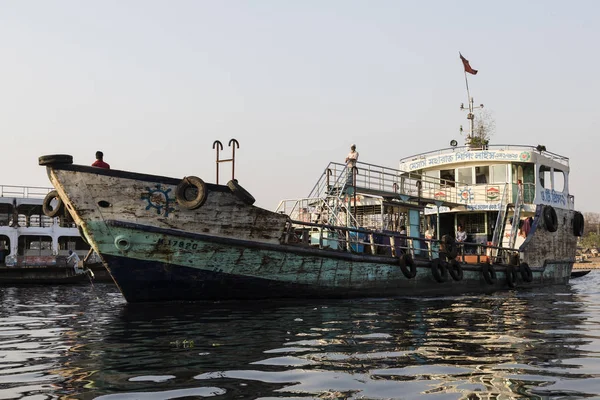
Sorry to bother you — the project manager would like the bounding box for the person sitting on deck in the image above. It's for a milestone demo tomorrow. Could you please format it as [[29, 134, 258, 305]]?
[[66, 250, 83, 274], [92, 151, 110, 169]]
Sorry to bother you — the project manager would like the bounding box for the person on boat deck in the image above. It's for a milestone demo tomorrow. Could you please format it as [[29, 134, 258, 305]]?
[[345, 144, 358, 186], [66, 250, 83, 274], [515, 220, 527, 249], [92, 151, 110, 169], [456, 224, 467, 254], [424, 226, 435, 253], [399, 225, 408, 254]]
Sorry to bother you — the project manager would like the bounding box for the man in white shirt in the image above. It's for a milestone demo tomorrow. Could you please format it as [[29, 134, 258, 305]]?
[[345, 144, 359, 186], [66, 250, 83, 274]]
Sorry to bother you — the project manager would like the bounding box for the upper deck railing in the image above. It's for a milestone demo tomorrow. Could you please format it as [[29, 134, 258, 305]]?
[[399, 144, 570, 168], [0, 185, 53, 199]]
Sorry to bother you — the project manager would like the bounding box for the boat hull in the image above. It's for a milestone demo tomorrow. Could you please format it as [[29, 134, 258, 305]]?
[[99, 221, 571, 302]]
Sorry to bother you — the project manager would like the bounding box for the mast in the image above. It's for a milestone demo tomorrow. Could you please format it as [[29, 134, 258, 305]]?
[[458, 53, 483, 145]]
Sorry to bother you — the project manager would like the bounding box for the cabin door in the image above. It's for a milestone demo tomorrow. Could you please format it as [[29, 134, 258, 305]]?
[[0, 235, 9, 264], [512, 163, 535, 203], [408, 209, 421, 255]]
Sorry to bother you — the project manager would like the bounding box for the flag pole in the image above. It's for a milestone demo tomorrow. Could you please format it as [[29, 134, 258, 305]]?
[[464, 70, 474, 137]]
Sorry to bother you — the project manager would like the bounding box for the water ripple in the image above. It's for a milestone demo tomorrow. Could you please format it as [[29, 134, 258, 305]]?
[[0, 272, 599, 398]]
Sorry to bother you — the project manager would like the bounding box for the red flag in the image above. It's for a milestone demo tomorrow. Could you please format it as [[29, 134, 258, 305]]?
[[460, 53, 478, 75]]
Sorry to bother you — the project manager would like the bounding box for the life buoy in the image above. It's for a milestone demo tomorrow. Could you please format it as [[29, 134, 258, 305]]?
[[431, 258, 448, 283], [520, 262, 533, 282], [481, 263, 497, 285], [176, 176, 207, 210], [42, 190, 64, 218], [227, 179, 256, 205], [505, 265, 518, 288], [573, 212, 585, 237], [543, 205, 558, 232], [38, 154, 73, 166], [441, 235, 458, 259], [448, 259, 463, 281], [398, 253, 417, 279]]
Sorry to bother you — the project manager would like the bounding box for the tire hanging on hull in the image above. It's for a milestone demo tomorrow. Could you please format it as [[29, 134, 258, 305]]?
[[543, 205, 558, 233], [398, 253, 417, 279], [481, 263, 497, 285], [42, 190, 64, 218], [431, 258, 448, 283]]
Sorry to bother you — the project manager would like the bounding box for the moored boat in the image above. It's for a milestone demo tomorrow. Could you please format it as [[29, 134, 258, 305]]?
[[38, 136, 581, 302], [0, 185, 111, 284]]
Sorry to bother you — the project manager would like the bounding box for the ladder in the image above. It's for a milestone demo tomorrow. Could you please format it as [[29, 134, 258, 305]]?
[[507, 183, 524, 249], [491, 183, 509, 247]]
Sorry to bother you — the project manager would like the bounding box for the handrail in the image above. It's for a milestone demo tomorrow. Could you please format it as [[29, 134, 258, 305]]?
[[0, 185, 53, 199], [284, 218, 522, 263]]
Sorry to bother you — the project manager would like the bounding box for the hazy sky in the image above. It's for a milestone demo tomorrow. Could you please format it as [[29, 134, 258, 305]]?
[[1, 1, 598, 211]]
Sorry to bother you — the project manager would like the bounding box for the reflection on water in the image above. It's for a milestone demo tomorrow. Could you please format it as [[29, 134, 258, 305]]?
[[1, 273, 599, 399]]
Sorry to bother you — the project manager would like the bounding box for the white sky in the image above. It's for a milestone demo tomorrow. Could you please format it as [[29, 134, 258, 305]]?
[[1, 1, 598, 211]]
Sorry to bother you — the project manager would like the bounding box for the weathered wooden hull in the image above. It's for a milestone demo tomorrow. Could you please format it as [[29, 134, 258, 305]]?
[[99, 222, 572, 302], [40, 159, 577, 303]]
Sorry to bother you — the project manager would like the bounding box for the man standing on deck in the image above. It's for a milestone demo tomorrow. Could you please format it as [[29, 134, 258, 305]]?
[[92, 151, 110, 169], [345, 144, 358, 187]]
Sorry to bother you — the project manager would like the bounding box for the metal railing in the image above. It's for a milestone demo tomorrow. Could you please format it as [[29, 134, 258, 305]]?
[[0, 185, 53, 199], [283, 218, 522, 263]]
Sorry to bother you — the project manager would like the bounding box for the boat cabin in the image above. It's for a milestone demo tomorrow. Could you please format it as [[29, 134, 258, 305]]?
[[0, 185, 97, 267], [276, 144, 573, 264]]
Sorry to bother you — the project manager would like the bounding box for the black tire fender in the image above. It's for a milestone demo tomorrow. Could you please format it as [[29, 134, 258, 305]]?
[[481, 263, 497, 285], [38, 154, 73, 166], [42, 190, 64, 218], [520, 262, 533, 282], [227, 179, 256, 205], [176, 176, 208, 210], [543, 205, 558, 233], [573, 212, 585, 237], [506, 265, 518, 288], [431, 258, 448, 283], [398, 253, 417, 279], [448, 259, 463, 281]]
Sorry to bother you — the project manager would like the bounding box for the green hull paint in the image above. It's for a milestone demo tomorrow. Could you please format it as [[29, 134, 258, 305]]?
[[88, 221, 571, 295]]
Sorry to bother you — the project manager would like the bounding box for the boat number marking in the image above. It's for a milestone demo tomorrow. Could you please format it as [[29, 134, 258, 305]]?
[[157, 238, 198, 250]]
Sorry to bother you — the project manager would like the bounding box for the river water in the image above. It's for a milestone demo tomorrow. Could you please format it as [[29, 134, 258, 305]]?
[[1, 272, 599, 399]]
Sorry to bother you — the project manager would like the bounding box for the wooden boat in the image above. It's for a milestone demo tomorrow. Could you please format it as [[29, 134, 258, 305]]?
[[0, 185, 112, 284], [570, 269, 591, 278], [0, 266, 93, 284], [37, 140, 581, 302]]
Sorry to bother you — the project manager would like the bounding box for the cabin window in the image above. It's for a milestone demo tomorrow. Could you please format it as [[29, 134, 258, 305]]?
[[539, 165, 552, 189], [475, 166, 489, 183], [457, 167, 473, 185], [459, 213, 486, 235], [491, 165, 507, 183], [18, 235, 53, 256], [554, 169, 565, 192], [440, 169, 455, 187], [58, 236, 90, 254]]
